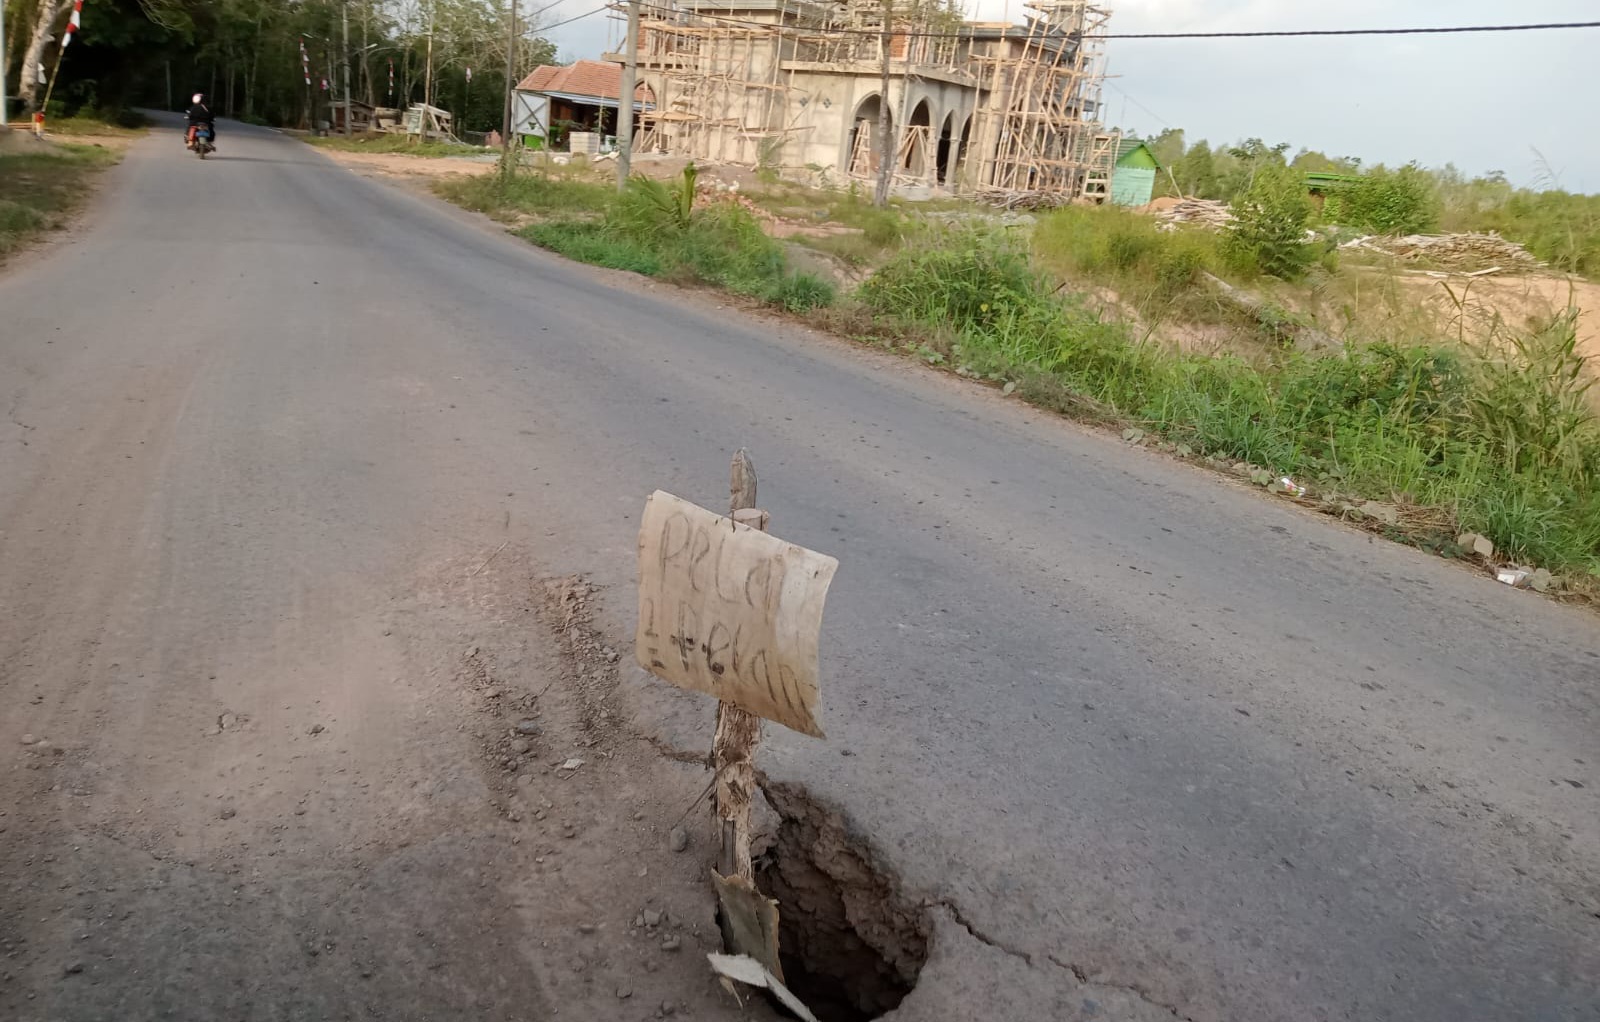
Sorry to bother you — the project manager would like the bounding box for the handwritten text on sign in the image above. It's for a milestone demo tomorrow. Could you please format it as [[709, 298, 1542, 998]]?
[[635, 491, 837, 738]]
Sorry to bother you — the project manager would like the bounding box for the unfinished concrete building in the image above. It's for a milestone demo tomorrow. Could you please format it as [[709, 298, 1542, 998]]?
[[606, 0, 1116, 201]]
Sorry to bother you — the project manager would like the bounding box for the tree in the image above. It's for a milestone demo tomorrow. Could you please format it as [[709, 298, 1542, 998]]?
[[1220, 137, 1291, 198], [1226, 162, 1315, 280], [1148, 127, 1185, 170], [17, 0, 79, 112], [1330, 163, 1440, 236], [2, 0, 555, 129], [1176, 140, 1218, 199], [1291, 148, 1360, 175]]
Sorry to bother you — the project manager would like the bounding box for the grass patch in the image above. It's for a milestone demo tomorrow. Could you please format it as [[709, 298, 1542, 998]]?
[[1032, 205, 1236, 324], [306, 133, 481, 157], [435, 171, 613, 217], [520, 221, 663, 275], [0, 141, 120, 259], [46, 109, 150, 135], [859, 229, 1600, 580], [515, 165, 835, 312]]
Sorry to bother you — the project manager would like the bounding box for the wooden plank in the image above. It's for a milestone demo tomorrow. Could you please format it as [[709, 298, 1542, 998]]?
[[712, 872, 783, 979]]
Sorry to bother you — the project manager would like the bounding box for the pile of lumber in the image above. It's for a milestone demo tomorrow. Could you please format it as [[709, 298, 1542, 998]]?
[[975, 189, 1072, 212], [1340, 232, 1541, 271], [1156, 198, 1233, 230]]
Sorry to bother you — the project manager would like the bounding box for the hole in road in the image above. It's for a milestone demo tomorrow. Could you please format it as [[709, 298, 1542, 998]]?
[[750, 782, 929, 1021]]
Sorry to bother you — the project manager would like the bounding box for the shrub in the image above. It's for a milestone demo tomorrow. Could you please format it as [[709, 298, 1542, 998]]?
[[859, 229, 1043, 331], [1226, 164, 1314, 279], [513, 163, 833, 313], [1328, 164, 1440, 235], [767, 272, 836, 312]]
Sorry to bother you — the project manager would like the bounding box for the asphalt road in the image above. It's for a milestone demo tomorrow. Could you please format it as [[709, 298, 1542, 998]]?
[[2, 119, 1597, 1021]]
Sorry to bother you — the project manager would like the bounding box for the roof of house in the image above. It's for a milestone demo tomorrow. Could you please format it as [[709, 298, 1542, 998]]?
[[515, 60, 651, 102], [1114, 138, 1159, 168]]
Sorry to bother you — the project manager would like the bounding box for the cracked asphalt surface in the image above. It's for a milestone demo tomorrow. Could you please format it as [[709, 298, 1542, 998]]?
[[3, 119, 1598, 1021]]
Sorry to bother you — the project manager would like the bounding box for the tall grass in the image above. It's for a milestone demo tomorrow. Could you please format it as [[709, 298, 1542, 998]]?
[[860, 229, 1600, 576], [1034, 206, 1223, 294]]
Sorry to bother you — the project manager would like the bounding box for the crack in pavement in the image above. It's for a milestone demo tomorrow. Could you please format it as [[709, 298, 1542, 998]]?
[[931, 899, 1034, 965], [933, 898, 1198, 1022], [1043, 951, 1196, 1021], [7, 395, 35, 444]]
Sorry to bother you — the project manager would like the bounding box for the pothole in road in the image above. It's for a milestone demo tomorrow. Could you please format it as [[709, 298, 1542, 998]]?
[[752, 781, 929, 1021]]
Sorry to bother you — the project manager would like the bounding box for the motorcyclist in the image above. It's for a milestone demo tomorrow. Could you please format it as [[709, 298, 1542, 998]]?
[[185, 93, 216, 149]]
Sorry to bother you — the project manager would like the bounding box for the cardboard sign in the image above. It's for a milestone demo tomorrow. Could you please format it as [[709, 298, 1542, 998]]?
[[635, 491, 836, 737]]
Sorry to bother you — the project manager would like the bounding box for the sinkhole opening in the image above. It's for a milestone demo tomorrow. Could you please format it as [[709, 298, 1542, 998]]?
[[745, 782, 930, 1022]]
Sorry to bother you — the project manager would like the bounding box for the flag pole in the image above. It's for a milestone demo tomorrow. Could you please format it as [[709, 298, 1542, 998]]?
[[37, 0, 83, 135]]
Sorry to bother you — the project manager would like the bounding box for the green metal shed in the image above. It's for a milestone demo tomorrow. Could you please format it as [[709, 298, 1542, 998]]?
[[1110, 139, 1160, 207]]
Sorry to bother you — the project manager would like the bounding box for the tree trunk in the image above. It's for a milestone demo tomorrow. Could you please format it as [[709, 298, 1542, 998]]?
[[19, 0, 76, 112]]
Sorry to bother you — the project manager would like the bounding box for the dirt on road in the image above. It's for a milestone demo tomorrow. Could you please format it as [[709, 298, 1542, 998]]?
[[1, 535, 769, 1020]]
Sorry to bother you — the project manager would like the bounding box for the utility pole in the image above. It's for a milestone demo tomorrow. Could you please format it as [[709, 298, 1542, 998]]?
[[501, 0, 516, 173], [874, 0, 893, 208], [3, 7, 12, 131], [616, 0, 639, 190], [423, 1, 435, 110], [341, 0, 353, 134]]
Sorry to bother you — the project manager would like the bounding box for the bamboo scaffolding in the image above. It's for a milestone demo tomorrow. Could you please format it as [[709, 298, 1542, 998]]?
[[630, 0, 1112, 200]]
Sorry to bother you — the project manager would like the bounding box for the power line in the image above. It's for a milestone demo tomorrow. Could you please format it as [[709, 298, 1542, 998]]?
[[539, 2, 610, 32], [526, 0, 573, 22], [623, 6, 1600, 43], [1105, 21, 1600, 40], [1105, 83, 1170, 129]]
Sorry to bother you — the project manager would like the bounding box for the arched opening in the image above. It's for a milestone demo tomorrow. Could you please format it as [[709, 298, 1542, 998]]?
[[935, 111, 956, 185], [901, 99, 932, 180], [846, 94, 892, 179]]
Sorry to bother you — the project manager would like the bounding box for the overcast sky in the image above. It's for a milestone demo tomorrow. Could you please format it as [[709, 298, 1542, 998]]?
[[543, 0, 1596, 192]]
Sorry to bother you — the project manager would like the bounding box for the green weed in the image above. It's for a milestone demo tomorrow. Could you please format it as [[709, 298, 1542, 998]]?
[[855, 229, 1600, 577], [516, 164, 833, 313], [436, 172, 612, 216]]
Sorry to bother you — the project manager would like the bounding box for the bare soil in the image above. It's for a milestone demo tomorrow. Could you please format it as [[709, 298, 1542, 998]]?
[[313, 148, 500, 180]]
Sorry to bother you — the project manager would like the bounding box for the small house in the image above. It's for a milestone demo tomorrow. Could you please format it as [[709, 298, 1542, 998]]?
[[1109, 139, 1161, 207], [329, 99, 377, 134], [511, 60, 653, 150]]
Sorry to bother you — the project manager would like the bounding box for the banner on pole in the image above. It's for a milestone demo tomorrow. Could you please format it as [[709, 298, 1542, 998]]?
[[62, 1, 82, 48]]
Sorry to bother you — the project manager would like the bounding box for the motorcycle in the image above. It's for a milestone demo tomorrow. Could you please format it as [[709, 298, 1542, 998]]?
[[187, 124, 214, 159]]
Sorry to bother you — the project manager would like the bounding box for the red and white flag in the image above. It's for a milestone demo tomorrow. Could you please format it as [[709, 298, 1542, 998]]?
[[465, 66, 472, 83], [62, 0, 83, 47]]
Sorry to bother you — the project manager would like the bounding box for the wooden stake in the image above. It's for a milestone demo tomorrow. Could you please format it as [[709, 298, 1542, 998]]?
[[714, 448, 764, 882]]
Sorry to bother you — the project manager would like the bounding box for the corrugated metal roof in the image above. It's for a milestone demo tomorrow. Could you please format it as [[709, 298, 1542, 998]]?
[[514, 60, 651, 103]]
